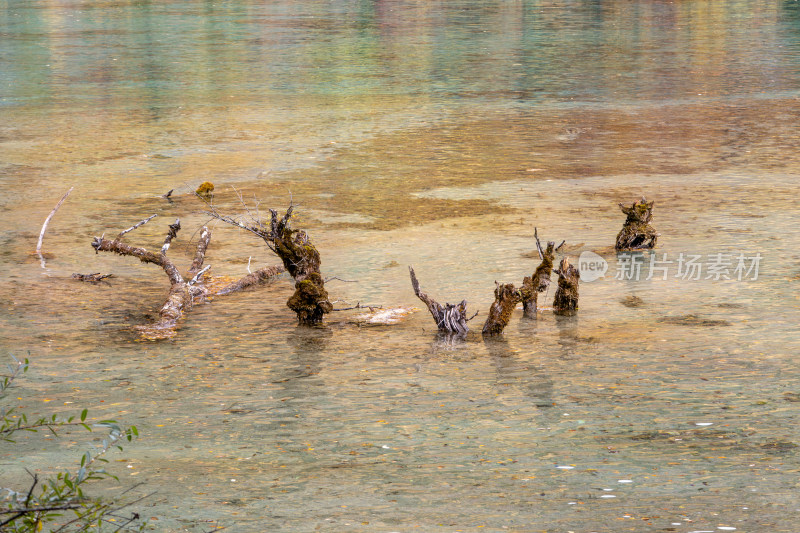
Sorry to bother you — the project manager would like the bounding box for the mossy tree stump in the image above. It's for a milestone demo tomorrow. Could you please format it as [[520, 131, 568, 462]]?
[[205, 204, 332, 325], [521, 228, 561, 318], [482, 282, 522, 336], [615, 197, 658, 250], [553, 257, 580, 316]]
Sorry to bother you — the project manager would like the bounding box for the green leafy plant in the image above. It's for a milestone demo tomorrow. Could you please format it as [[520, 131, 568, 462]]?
[[0, 355, 145, 532]]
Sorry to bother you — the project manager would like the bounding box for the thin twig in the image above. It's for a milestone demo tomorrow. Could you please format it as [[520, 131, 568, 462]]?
[[332, 302, 383, 311], [325, 276, 358, 283], [0, 420, 88, 437], [160, 219, 181, 254], [23, 471, 37, 507], [232, 186, 263, 228], [200, 195, 277, 253], [534, 227, 544, 261]]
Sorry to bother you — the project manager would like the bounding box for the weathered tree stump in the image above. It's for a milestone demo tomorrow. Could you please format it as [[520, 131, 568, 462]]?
[[553, 257, 580, 316], [409, 266, 470, 336], [91, 215, 283, 337], [205, 204, 332, 325], [520, 228, 559, 318], [615, 197, 658, 250], [482, 282, 522, 336]]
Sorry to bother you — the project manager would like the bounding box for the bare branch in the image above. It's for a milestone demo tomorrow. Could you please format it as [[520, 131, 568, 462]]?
[[215, 265, 285, 296], [187, 226, 211, 277], [332, 302, 383, 311], [160, 219, 181, 254], [187, 265, 211, 286], [534, 227, 544, 260], [203, 202, 276, 252], [232, 186, 265, 229], [72, 273, 114, 283], [117, 214, 157, 240], [36, 187, 74, 268], [325, 276, 358, 283], [37, 187, 73, 255]]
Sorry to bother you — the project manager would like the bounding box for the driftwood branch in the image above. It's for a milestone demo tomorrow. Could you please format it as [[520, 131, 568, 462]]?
[[36, 187, 73, 268], [72, 273, 114, 283], [117, 214, 157, 240], [188, 226, 212, 277], [160, 219, 181, 254], [409, 266, 469, 335], [215, 265, 285, 296]]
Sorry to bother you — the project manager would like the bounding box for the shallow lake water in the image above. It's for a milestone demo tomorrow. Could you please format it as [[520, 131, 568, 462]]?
[[2, 1, 800, 531]]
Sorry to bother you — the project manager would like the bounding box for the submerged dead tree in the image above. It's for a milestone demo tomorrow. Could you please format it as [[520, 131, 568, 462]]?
[[409, 266, 470, 336], [482, 282, 522, 336], [615, 197, 658, 250], [92, 217, 210, 333], [552, 257, 580, 315], [91, 215, 284, 337], [205, 204, 332, 325], [520, 228, 563, 318]]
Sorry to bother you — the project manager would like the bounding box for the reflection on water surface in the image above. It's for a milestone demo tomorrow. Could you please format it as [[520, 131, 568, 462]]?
[[2, 1, 800, 531]]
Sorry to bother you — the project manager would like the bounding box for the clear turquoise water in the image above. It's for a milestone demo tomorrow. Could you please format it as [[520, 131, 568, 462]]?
[[2, 1, 800, 531]]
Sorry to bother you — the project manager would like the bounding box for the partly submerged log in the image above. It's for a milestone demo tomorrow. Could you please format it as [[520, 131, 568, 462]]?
[[92, 216, 282, 338], [553, 257, 580, 316], [520, 228, 561, 318], [409, 266, 470, 336], [205, 203, 333, 325], [482, 282, 522, 336], [615, 197, 658, 250]]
